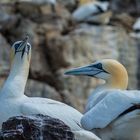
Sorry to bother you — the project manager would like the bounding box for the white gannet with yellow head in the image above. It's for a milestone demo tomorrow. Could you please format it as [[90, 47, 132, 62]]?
[[65, 59, 140, 140], [0, 37, 100, 140]]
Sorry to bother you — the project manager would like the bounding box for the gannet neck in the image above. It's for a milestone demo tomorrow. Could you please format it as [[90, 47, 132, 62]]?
[[0, 54, 30, 98], [0, 36, 31, 98], [105, 73, 128, 90]]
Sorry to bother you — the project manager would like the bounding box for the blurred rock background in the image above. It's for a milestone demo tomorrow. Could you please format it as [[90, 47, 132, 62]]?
[[0, 0, 140, 112]]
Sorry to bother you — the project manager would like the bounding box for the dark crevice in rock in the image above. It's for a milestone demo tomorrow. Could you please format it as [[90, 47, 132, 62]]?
[[45, 38, 69, 72], [1, 16, 22, 44], [42, 36, 71, 104], [32, 14, 59, 24], [29, 71, 60, 90], [28, 34, 63, 91], [14, 1, 42, 20], [61, 21, 77, 36]]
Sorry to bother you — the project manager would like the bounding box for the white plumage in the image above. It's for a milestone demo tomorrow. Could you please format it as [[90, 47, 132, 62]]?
[[131, 17, 140, 38], [65, 59, 140, 140], [81, 90, 140, 129], [72, 1, 109, 22], [0, 37, 100, 140], [133, 17, 140, 31]]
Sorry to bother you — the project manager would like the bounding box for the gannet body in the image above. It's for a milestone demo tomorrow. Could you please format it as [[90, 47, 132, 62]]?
[[65, 59, 140, 140], [72, 1, 109, 22], [0, 37, 100, 140], [133, 17, 140, 31]]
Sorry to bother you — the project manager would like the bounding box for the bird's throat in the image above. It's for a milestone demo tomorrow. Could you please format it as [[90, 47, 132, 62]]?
[[106, 74, 128, 90]]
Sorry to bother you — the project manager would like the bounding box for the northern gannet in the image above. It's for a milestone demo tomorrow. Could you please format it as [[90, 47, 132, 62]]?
[[65, 59, 140, 140], [72, 1, 109, 22], [0, 37, 100, 140]]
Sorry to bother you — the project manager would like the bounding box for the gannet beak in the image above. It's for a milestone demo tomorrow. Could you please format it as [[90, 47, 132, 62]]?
[[65, 63, 109, 78], [21, 36, 29, 51], [14, 36, 29, 51], [22, 36, 28, 46], [21, 36, 29, 57]]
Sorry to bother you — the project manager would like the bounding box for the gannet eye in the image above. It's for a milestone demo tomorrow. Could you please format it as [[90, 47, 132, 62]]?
[[12, 41, 23, 52], [92, 63, 109, 74], [14, 43, 20, 50], [92, 63, 103, 69]]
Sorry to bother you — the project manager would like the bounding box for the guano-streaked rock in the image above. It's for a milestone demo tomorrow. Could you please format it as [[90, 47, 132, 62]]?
[[0, 114, 75, 140]]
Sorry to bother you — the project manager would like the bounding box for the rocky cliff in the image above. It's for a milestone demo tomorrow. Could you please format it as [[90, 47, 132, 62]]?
[[0, 0, 140, 112]]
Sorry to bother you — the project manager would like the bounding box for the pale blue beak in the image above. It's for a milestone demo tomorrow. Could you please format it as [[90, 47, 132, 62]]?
[[64, 63, 108, 77]]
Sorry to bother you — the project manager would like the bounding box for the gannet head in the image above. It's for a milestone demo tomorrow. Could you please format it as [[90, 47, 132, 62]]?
[[65, 59, 128, 90], [10, 36, 31, 63]]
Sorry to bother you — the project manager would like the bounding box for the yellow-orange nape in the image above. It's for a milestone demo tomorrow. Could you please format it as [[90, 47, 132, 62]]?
[[101, 59, 128, 90], [79, 0, 95, 5]]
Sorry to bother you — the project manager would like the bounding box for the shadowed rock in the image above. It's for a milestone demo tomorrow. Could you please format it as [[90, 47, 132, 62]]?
[[0, 114, 75, 140], [110, 0, 140, 16]]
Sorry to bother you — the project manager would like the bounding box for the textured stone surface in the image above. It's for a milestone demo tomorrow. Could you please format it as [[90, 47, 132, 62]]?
[[57, 0, 78, 12], [26, 80, 62, 101], [110, 13, 135, 32], [110, 0, 140, 16], [0, 34, 10, 76], [0, 114, 74, 140], [0, 0, 140, 112]]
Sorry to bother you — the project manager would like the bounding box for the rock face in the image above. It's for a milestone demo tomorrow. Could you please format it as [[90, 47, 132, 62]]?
[[110, 0, 140, 16], [0, 114, 75, 140], [0, 0, 140, 111]]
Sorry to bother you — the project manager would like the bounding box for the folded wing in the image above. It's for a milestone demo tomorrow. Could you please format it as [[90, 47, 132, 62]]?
[[81, 90, 140, 130]]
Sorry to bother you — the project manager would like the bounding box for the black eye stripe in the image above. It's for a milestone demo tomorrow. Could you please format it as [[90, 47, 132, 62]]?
[[14, 43, 19, 50], [27, 44, 30, 52], [95, 63, 103, 69], [94, 63, 109, 74], [14, 42, 30, 50], [14, 42, 23, 51], [90, 63, 103, 69], [13, 41, 31, 58]]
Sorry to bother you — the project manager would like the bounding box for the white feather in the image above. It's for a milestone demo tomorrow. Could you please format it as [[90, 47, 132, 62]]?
[[72, 1, 109, 21], [133, 17, 140, 30], [81, 90, 140, 129]]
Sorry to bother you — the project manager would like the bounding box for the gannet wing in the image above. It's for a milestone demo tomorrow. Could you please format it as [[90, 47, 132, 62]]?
[[85, 90, 109, 112], [20, 97, 83, 131], [81, 90, 140, 130], [21, 98, 101, 140]]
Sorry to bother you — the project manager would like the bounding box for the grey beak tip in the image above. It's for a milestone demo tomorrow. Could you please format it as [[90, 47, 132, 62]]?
[[64, 71, 70, 75], [23, 35, 29, 42], [25, 35, 29, 40], [64, 70, 75, 75]]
